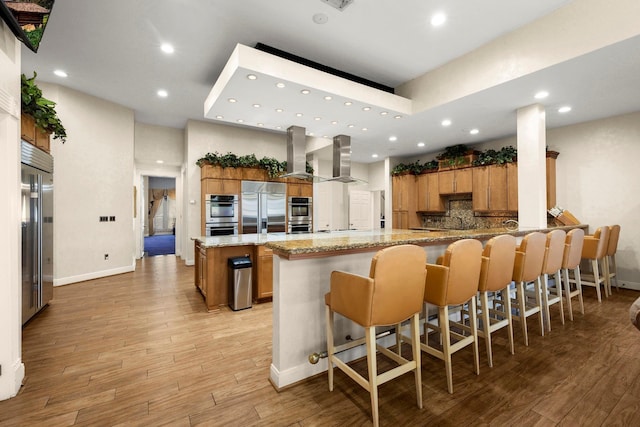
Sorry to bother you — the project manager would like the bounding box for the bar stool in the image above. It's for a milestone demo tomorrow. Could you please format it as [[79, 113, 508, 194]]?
[[605, 225, 621, 293], [420, 239, 482, 393], [325, 244, 426, 427], [511, 232, 546, 346], [579, 226, 610, 302], [540, 229, 566, 332], [561, 228, 585, 321], [476, 234, 517, 368]]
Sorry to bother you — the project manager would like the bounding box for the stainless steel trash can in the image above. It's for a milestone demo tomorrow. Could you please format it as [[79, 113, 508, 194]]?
[[228, 256, 252, 311]]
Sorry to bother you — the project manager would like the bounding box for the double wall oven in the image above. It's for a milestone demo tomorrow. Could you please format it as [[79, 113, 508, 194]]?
[[288, 196, 312, 234], [205, 194, 238, 236]]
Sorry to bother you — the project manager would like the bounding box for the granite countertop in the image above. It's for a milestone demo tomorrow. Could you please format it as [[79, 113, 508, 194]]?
[[194, 224, 586, 258]]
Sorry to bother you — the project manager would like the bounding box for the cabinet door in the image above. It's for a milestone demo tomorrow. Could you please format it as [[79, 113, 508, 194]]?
[[418, 173, 444, 212], [507, 163, 518, 211], [472, 167, 489, 211], [392, 176, 410, 210], [392, 210, 408, 229], [438, 171, 455, 195], [488, 165, 508, 211], [300, 183, 313, 198], [254, 246, 273, 300], [204, 179, 240, 195], [546, 157, 556, 209], [455, 169, 473, 193]]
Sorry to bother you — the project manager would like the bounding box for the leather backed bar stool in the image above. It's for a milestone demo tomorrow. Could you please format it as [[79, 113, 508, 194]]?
[[420, 239, 482, 393], [605, 224, 621, 293], [561, 228, 585, 321], [511, 232, 546, 346], [476, 234, 517, 368], [579, 226, 611, 302], [325, 244, 426, 427], [540, 229, 566, 332]]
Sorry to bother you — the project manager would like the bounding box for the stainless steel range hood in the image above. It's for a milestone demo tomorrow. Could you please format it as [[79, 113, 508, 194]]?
[[281, 125, 317, 181], [328, 134, 366, 184]]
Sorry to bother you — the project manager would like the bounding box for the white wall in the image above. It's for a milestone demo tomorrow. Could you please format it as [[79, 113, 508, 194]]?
[[184, 120, 287, 263], [0, 21, 24, 400], [40, 84, 136, 286]]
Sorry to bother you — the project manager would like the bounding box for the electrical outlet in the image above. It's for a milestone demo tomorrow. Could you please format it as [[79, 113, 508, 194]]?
[[104, 254, 109, 260], [109, 216, 116, 222]]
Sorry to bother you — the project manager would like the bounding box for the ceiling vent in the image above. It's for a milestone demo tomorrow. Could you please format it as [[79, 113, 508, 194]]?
[[321, 0, 354, 11]]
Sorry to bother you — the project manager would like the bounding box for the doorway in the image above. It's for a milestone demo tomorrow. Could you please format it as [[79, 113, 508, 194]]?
[[144, 176, 176, 257]]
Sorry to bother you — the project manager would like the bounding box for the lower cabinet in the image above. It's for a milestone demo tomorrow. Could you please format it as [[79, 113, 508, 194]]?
[[254, 246, 273, 301]]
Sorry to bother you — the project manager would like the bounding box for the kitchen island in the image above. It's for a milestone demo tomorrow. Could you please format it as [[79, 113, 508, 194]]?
[[195, 225, 586, 390]]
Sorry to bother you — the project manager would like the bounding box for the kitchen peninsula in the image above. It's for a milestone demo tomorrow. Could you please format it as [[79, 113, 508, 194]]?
[[194, 225, 585, 390]]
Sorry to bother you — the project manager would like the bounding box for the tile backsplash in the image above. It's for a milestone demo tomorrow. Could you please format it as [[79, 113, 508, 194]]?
[[421, 195, 518, 229]]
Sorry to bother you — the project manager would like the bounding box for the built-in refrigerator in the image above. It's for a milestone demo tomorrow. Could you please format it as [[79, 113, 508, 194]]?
[[21, 141, 54, 325], [241, 181, 286, 234]]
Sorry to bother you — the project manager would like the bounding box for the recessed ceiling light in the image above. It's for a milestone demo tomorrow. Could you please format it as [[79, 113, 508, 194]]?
[[308, 132, 314, 136], [312, 13, 328, 24], [394, 115, 402, 119], [344, 101, 352, 106], [441, 119, 452, 127], [534, 91, 549, 99], [380, 111, 388, 116], [331, 121, 338, 125], [257, 123, 264, 127], [253, 104, 261, 108], [301, 89, 310, 95], [470, 128, 479, 135], [157, 89, 168, 98], [372, 154, 379, 158], [246, 74, 257, 80], [276, 82, 285, 88], [324, 96, 332, 101], [215, 115, 223, 119], [237, 119, 244, 123], [296, 113, 303, 117], [417, 142, 425, 147], [275, 126, 282, 129], [53, 69, 67, 78], [348, 124, 355, 128], [362, 127, 368, 131], [558, 106, 572, 113], [389, 136, 397, 142], [160, 43, 174, 54], [228, 98, 237, 103], [156, 160, 164, 164], [314, 117, 321, 121], [275, 108, 283, 113], [323, 135, 329, 139], [362, 106, 371, 111], [431, 12, 447, 27]]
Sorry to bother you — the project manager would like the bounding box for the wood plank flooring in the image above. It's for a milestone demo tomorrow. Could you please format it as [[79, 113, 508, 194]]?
[[1, 256, 639, 426]]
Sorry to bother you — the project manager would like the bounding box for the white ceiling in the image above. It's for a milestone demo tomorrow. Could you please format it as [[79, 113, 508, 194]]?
[[21, 0, 640, 163]]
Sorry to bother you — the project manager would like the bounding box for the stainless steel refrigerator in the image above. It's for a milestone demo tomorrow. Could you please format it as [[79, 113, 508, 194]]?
[[241, 181, 286, 234], [21, 141, 54, 325]]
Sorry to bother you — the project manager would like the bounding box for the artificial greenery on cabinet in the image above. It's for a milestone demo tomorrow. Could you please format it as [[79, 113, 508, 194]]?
[[21, 72, 67, 142], [196, 151, 313, 179]]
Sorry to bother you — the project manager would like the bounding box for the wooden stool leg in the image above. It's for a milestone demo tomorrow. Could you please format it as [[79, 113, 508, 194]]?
[[563, 268, 574, 321], [326, 305, 335, 391], [535, 276, 545, 337], [504, 288, 515, 355], [480, 292, 493, 368], [517, 281, 529, 346], [396, 323, 402, 355], [365, 326, 379, 427], [440, 306, 454, 394], [555, 270, 565, 325], [411, 313, 423, 409], [469, 297, 480, 376], [591, 259, 602, 302], [541, 273, 551, 332], [575, 266, 584, 314]]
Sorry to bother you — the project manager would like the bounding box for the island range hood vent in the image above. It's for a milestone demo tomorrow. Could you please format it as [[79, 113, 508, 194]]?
[[328, 134, 366, 184], [282, 125, 317, 181]]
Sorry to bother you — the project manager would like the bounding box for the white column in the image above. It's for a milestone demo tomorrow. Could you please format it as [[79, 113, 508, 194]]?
[[0, 26, 24, 400], [517, 104, 547, 229]]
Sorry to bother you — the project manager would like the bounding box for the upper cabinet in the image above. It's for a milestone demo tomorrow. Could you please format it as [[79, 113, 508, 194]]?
[[203, 178, 240, 195], [438, 168, 472, 195], [286, 179, 313, 198], [416, 173, 445, 212], [392, 175, 420, 229], [472, 164, 511, 212]]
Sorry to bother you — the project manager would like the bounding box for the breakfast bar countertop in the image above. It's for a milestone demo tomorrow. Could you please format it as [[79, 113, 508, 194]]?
[[194, 224, 587, 259]]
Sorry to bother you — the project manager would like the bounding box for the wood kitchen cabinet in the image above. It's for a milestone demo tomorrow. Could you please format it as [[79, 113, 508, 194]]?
[[546, 155, 557, 209], [438, 168, 472, 195], [286, 179, 313, 198], [472, 164, 510, 212], [203, 178, 240, 195], [416, 173, 445, 212], [254, 245, 273, 301], [392, 175, 420, 229], [507, 163, 518, 211]]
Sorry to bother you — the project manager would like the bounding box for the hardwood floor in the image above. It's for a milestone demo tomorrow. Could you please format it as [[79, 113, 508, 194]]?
[[1, 256, 639, 426]]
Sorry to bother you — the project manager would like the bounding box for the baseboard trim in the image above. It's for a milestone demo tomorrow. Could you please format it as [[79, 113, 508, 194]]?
[[617, 280, 640, 291], [0, 359, 24, 401], [54, 263, 135, 287], [185, 258, 194, 266]]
